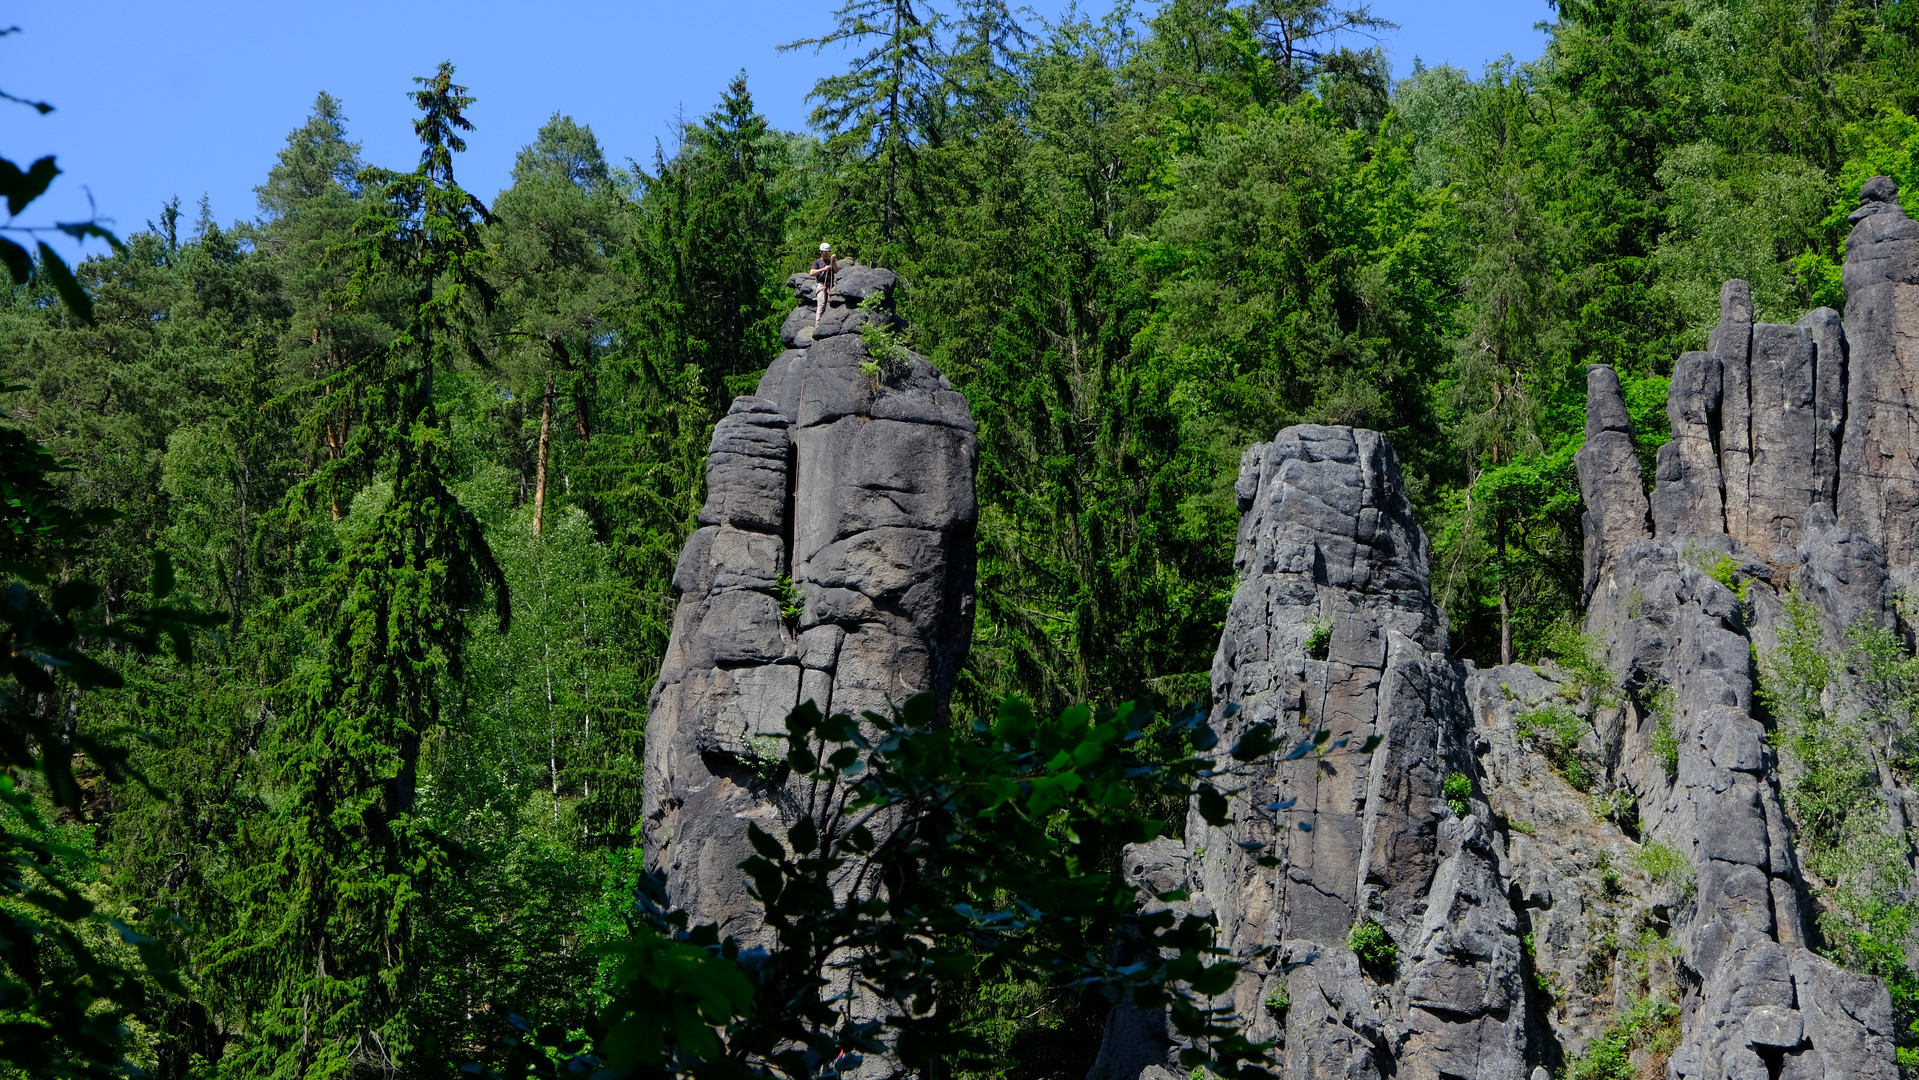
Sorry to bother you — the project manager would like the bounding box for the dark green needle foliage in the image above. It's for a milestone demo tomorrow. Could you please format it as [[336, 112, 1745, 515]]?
[[0, 52, 220, 1079], [11, 0, 1919, 1072], [209, 62, 509, 1079]]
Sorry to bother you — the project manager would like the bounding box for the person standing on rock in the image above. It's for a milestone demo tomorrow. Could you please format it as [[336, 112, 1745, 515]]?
[[810, 242, 837, 325]]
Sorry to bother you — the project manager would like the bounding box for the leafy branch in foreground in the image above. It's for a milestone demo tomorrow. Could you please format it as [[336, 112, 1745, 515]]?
[[0, 28, 121, 324], [0, 414, 219, 1076], [477, 694, 1306, 1079]]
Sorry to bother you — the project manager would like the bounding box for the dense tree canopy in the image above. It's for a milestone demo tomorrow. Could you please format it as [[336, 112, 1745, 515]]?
[[9, 0, 1919, 1074]]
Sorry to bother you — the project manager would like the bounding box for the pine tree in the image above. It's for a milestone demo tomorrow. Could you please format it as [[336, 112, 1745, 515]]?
[[491, 113, 627, 534]]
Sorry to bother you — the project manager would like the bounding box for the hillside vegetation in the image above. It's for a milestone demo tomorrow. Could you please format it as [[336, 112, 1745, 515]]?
[[7, 0, 1919, 1075]]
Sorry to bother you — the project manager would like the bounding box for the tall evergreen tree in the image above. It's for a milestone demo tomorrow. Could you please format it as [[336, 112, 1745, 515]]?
[[211, 62, 507, 1078], [491, 113, 627, 534], [784, 0, 943, 254]]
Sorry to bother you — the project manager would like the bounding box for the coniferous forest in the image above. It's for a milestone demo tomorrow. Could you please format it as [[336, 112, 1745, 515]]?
[[11, 0, 1919, 1076]]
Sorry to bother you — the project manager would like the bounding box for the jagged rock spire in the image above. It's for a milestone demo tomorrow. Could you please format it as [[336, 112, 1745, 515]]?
[[642, 265, 978, 938], [1101, 426, 1530, 1080], [1566, 176, 1910, 1080]]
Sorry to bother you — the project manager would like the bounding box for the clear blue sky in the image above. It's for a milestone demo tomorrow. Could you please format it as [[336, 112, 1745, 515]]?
[[8, 1, 1549, 254]]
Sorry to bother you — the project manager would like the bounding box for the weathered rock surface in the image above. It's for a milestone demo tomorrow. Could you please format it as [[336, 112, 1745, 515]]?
[[780, 261, 898, 350], [642, 268, 977, 938], [1573, 186, 1909, 1078], [1838, 177, 1919, 589], [1096, 183, 1919, 1080], [1107, 426, 1531, 1079], [1575, 364, 1651, 601]]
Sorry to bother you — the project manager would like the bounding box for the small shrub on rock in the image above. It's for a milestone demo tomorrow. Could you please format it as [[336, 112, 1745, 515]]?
[[1441, 772, 1472, 817], [1348, 918, 1396, 977], [1634, 838, 1693, 898], [1517, 704, 1592, 790]]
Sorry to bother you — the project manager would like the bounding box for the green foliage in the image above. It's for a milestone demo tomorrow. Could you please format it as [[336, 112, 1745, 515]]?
[[1262, 980, 1290, 1015], [480, 695, 1281, 1078], [22, 0, 1919, 1066], [1563, 994, 1681, 1080], [1303, 619, 1332, 661], [0, 31, 119, 325], [208, 65, 517, 1077], [1442, 771, 1473, 817], [1348, 918, 1397, 977], [774, 572, 803, 624], [1755, 596, 1911, 970], [1794, 106, 1919, 309], [1539, 619, 1619, 706], [1647, 683, 1680, 780], [1634, 838, 1693, 898], [1599, 861, 1624, 899], [1350, 916, 1397, 974], [1517, 703, 1593, 790], [1706, 554, 1750, 603], [1591, 788, 1638, 833], [857, 318, 913, 379]]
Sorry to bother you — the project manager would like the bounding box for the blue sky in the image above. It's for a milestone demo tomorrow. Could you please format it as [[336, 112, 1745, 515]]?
[[9, 1, 1549, 253]]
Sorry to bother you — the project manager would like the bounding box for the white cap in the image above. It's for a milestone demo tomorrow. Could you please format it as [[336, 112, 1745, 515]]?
[[820, 242, 831, 251]]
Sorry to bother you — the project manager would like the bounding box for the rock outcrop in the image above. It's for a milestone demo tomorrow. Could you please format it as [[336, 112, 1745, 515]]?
[[1108, 427, 1532, 1080], [1574, 183, 1914, 1080], [1094, 182, 1919, 1080], [1838, 174, 1919, 589], [638, 195, 1919, 1079], [641, 265, 978, 938]]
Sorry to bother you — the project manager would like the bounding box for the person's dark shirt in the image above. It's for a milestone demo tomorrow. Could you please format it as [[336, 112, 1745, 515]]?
[[812, 257, 837, 288]]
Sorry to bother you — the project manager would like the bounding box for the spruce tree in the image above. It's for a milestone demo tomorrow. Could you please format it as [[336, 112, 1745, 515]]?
[[212, 62, 507, 1078], [784, 0, 943, 253]]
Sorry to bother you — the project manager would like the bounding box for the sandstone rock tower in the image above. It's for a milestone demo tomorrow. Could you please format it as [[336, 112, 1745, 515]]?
[[1100, 427, 1532, 1080], [1096, 184, 1919, 1080], [1573, 183, 1915, 1079], [641, 263, 978, 937]]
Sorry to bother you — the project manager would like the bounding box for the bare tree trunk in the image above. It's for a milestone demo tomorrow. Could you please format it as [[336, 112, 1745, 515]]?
[[533, 375, 554, 536]]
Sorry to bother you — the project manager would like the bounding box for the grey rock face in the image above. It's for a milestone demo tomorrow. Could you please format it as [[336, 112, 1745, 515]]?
[[1576, 365, 1651, 601], [1646, 281, 1847, 564], [1838, 177, 1919, 588], [643, 274, 977, 935], [781, 262, 899, 349], [1119, 426, 1530, 1080], [1651, 349, 1725, 538], [1567, 179, 1913, 1080]]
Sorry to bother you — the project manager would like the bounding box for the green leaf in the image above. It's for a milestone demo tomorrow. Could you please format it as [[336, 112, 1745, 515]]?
[[150, 550, 175, 601], [35, 242, 91, 324], [0, 155, 58, 216], [746, 822, 784, 861], [1230, 721, 1277, 761], [1197, 782, 1229, 826], [0, 236, 29, 284], [788, 816, 818, 855], [786, 698, 823, 735], [1189, 961, 1239, 996], [54, 220, 122, 253]]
